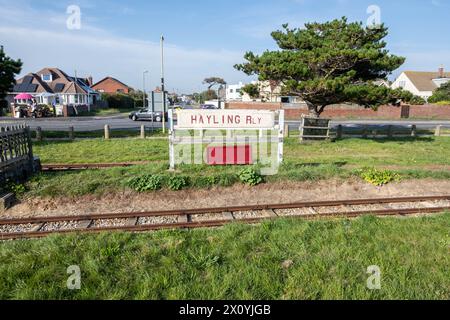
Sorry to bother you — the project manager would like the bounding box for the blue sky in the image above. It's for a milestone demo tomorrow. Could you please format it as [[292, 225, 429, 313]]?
[[1, 0, 449, 93]]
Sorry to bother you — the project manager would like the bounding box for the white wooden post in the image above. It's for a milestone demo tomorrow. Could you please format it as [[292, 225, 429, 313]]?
[[278, 110, 285, 164], [169, 109, 175, 170]]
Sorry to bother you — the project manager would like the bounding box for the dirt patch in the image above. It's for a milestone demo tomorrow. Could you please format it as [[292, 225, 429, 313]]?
[[2, 178, 450, 219]]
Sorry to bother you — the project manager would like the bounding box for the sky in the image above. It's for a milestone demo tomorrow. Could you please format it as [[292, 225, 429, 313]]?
[[1, 0, 449, 93]]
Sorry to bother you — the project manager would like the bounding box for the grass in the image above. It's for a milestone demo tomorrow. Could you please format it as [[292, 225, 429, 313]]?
[[24, 136, 450, 197], [0, 214, 448, 300]]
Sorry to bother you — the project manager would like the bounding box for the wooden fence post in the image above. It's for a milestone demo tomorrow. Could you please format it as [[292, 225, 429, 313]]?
[[140, 125, 146, 139], [284, 124, 289, 138], [36, 127, 42, 141], [435, 125, 442, 137], [411, 125, 417, 138], [68, 126, 74, 140], [336, 125, 343, 139], [104, 125, 110, 140]]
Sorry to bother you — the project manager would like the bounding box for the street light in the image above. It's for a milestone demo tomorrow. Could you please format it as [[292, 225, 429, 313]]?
[[143, 70, 149, 109]]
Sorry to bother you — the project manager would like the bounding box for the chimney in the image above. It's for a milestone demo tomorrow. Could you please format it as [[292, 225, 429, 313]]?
[[87, 76, 93, 86], [438, 66, 445, 78]]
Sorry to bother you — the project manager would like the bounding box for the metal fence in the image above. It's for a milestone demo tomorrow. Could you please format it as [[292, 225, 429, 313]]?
[[0, 124, 38, 189]]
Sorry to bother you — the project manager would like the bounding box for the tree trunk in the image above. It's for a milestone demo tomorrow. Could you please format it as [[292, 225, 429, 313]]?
[[305, 101, 320, 118]]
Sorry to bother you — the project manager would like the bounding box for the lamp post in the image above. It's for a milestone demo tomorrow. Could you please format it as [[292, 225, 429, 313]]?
[[143, 70, 149, 109], [161, 35, 166, 134]]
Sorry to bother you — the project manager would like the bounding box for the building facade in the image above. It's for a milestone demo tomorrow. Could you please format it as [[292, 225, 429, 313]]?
[[7, 68, 100, 107], [391, 67, 450, 102]]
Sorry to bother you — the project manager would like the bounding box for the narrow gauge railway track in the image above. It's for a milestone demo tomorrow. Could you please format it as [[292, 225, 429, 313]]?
[[41, 162, 149, 171], [1, 195, 450, 240]]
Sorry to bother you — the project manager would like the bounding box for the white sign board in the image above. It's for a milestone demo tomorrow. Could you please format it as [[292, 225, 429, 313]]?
[[175, 110, 276, 130]]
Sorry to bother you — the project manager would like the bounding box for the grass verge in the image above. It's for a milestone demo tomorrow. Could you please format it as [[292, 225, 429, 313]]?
[[0, 214, 448, 300]]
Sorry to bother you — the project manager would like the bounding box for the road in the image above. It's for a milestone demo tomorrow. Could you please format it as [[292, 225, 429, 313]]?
[[1, 116, 450, 131]]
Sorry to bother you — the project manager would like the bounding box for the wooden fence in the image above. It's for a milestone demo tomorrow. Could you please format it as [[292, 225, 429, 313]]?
[[0, 124, 38, 189]]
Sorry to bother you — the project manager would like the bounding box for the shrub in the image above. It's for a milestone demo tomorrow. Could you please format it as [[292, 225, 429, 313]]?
[[166, 176, 190, 191], [2, 180, 26, 195], [102, 93, 135, 109], [359, 168, 401, 186], [127, 175, 163, 192], [239, 168, 263, 186], [192, 176, 219, 189]]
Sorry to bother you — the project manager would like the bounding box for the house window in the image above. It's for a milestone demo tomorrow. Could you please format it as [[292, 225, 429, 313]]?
[[41, 74, 52, 82], [399, 81, 406, 88], [117, 89, 125, 93], [230, 89, 234, 93]]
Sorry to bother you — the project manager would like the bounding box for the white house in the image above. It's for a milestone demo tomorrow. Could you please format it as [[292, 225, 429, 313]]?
[[226, 82, 245, 101], [391, 67, 450, 102], [7, 68, 100, 107]]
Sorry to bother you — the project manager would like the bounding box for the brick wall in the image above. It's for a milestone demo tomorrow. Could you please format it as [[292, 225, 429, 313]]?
[[225, 102, 450, 120]]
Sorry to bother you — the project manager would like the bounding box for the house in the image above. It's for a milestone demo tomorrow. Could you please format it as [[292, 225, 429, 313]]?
[[7, 67, 100, 107], [226, 82, 245, 101], [239, 80, 303, 104], [391, 67, 450, 102], [91, 77, 133, 94]]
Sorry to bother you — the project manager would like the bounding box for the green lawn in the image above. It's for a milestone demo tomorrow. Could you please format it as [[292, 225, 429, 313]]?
[[23, 136, 450, 197], [0, 214, 448, 300]]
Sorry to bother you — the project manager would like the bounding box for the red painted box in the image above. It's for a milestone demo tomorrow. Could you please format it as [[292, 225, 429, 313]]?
[[206, 145, 253, 165]]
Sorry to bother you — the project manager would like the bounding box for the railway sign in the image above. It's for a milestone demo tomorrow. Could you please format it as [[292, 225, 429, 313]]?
[[168, 109, 284, 175], [175, 109, 276, 130]]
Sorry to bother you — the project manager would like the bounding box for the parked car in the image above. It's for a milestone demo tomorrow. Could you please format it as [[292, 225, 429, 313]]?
[[129, 109, 167, 122], [201, 104, 220, 110]]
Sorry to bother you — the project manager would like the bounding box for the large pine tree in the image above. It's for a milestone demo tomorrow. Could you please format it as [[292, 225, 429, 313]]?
[[235, 17, 410, 117]]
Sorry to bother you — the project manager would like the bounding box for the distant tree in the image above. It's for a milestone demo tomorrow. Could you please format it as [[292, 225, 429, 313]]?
[[241, 83, 260, 99], [429, 82, 450, 104], [235, 17, 407, 117], [0, 46, 22, 115], [201, 89, 218, 101], [203, 77, 226, 90]]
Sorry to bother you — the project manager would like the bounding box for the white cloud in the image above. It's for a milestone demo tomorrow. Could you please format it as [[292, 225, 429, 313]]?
[[0, 2, 251, 93]]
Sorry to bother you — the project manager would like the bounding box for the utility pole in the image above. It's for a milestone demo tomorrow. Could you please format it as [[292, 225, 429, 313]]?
[[143, 70, 149, 109], [161, 35, 166, 133]]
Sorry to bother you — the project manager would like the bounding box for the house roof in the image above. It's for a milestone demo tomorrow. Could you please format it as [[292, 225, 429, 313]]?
[[13, 67, 96, 95], [92, 76, 132, 90], [403, 71, 450, 92]]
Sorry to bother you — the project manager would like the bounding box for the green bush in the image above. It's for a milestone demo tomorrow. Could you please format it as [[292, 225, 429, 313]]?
[[166, 176, 190, 191], [359, 168, 401, 186], [127, 175, 163, 192], [239, 167, 263, 186], [1, 180, 26, 195], [102, 93, 135, 109]]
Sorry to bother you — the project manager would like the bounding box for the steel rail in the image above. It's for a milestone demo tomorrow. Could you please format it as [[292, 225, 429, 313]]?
[[1, 195, 449, 226], [41, 162, 149, 171], [1, 205, 449, 241]]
